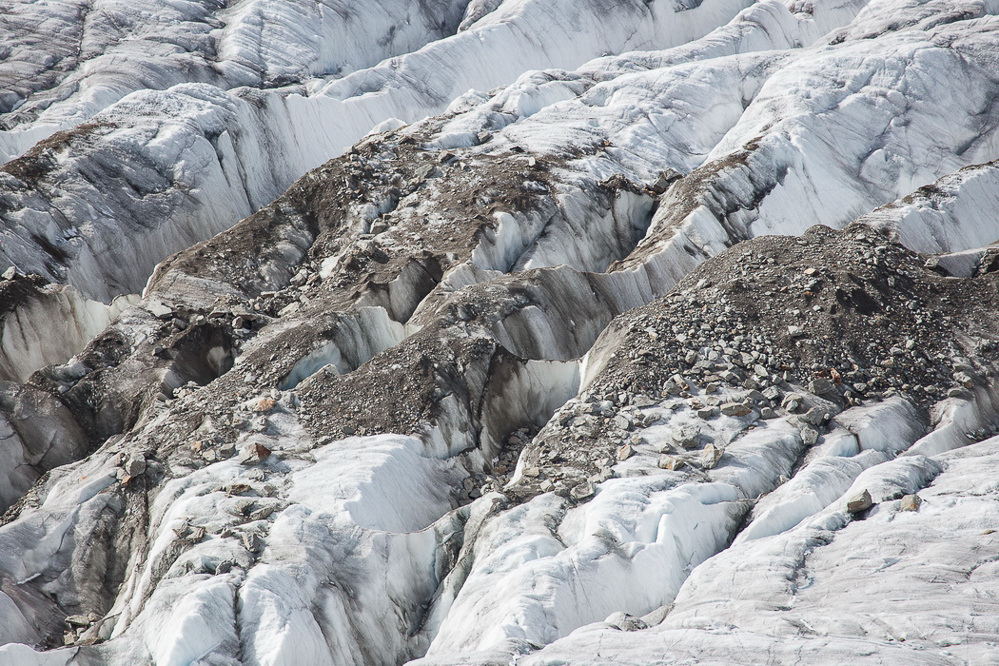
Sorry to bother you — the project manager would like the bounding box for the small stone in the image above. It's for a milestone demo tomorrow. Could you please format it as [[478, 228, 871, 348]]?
[[762, 386, 782, 401], [809, 377, 836, 395], [123, 455, 146, 477], [540, 479, 555, 492], [953, 371, 974, 388], [803, 407, 827, 426], [476, 130, 493, 144], [238, 443, 271, 465], [801, 427, 819, 446], [570, 481, 595, 501], [617, 444, 635, 461], [146, 300, 174, 319], [65, 615, 90, 627], [674, 426, 701, 449], [241, 532, 261, 552], [277, 302, 301, 317], [720, 402, 752, 417], [251, 397, 277, 412], [701, 444, 724, 469], [633, 394, 655, 407], [788, 325, 805, 338], [1, 266, 16, 280], [658, 455, 683, 471], [249, 506, 275, 521], [605, 612, 649, 632], [614, 414, 634, 431], [589, 468, 613, 483], [696, 407, 716, 419], [760, 407, 777, 419], [899, 494, 922, 512], [649, 169, 680, 194], [846, 489, 873, 513]]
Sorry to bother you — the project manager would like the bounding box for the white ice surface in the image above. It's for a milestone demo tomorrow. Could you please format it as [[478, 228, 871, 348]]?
[[522, 439, 999, 664]]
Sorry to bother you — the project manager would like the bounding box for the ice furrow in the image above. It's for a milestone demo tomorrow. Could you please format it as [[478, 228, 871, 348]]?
[[0, 274, 137, 384], [0, 0, 475, 160], [410, 222, 999, 663], [0, 0, 751, 307]]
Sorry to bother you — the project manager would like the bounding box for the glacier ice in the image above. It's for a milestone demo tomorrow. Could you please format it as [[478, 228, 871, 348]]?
[[4, 0, 999, 663]]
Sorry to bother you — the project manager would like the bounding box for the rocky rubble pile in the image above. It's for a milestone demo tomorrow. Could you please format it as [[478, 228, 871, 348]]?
[[511, 224, 999, 501], [599, 224, 999, 406]]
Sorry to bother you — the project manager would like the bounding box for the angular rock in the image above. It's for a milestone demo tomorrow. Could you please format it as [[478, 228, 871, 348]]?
[[570, 481, 595, 501], [673, 426, 701, 449], [658, 455, 683, 471], [605, 611, 649, 632], [701, 444, 724, 469], [123, 455, 146, 477], [803, 407, 827, 425], [613, 414, 634, 431], [900, 494, 922, 512], [238, 443, 272, 465], [720, 402, 752, 417], [846, 489, 873, 514], [809, 377, 836, 395]]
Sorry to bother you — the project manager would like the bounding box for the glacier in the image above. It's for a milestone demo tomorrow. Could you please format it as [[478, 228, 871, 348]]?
[[2, 0, 999, 664]]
